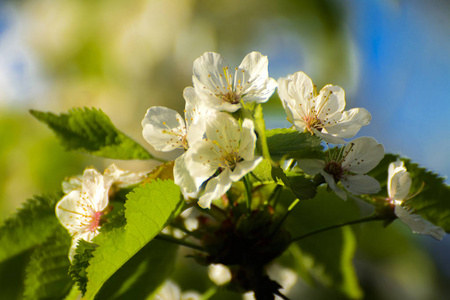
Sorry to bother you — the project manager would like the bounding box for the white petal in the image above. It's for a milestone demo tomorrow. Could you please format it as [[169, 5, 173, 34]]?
[[288, 72, 315, 110], [321, 171, 347, 200], [297, 159, 326, 175], [342, 137, 385, 174], [395, 206, 446, 240], [62, 175, 82, 194], [81, 168, 110, 212], [174, 154, 200, 196], [342, 174, 381, 195], [184, 140, 221, 186], [323, 108, 371, 139], [205, 112, 241, 151], [56, 190, 89, 236], [142, 106, 186, 151], [387, 161, 407, 196], [192, 52, 228, 94], [315, 84, 346, 120], [239, 52, 270, 80], [313, 128, 346, 144], [103, 164, 146, 188], [388, 169, 411, 201], [208, 264, 232, 286], [184, 87, 210, 128], [230, 157, 263, 182], [198, 170, 233, 209], [238, 118, 257, 161]]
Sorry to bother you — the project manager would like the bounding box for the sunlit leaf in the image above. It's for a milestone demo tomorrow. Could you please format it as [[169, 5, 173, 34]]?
[[30, 108, 152, 160]]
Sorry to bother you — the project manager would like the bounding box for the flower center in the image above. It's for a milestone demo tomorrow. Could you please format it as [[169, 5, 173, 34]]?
[[303, 114, 322, 134], [88, 211, 103, 232], [324, 161, 344, 182], [221, 151, 243, 171], [219, 91, 241, 104]]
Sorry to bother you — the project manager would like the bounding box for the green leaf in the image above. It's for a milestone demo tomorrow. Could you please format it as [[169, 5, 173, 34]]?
[[266, 128, 323, 160], [23, 228, 73, 300], [284, 187, 363, 299], [96, 240, 177, 300], [30, 108, 152, 160], [69, 240, 97, 295], [0, 192, 63, 263], [368, 154, 450, 232], [84, 180, 184, 299], [250, 160, 317, 201]]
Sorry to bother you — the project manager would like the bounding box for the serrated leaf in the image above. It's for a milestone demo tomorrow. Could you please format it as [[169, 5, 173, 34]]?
[[266, 128, 323, 160], [284, 187, 363, 299], [96, 240, 177, 299], [0, 192, 63, 263], [30, 108, 152, 160], [84, 180, 184, 299], [368, 154, 450, 232], [286, 174, 317, 200], [69, 240, 97, 295], [23, 228, 73, 300]]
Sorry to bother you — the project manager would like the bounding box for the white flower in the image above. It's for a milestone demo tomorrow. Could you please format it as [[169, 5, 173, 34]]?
[[155, 280, 200, 300], [56, 168, 113, 262], [142, 87, 208, 152], [278, 71, 371, 144], [298, 137, 384, 200], [208, 264, 232, 286], [387, 161, 445, 240], [192, 51, 277, 112], [178, 112, 262, 208], [57, 164, 147, 261]]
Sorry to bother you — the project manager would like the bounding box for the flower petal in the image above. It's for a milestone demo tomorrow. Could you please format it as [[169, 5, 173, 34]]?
[[321, 171, 347, 200], [184, 139, 221, 186], [174, 154, 201, 196], [205, 112, 241, 151], [56, 190, 89, 236], [238, 118, 257, 161], [230, 157, 263, 182], [198, 170, 233, 209], [342, 174, 381, 195], [315, 84, 345, 121], [324, 108, 371, 139], [193, 52, 228, 94], [395, 206, 446, 240], [103, 164, 146, 188], [389, 169, 412, 201], [342, 137, 385, 174], [81, 168, 110, 212]]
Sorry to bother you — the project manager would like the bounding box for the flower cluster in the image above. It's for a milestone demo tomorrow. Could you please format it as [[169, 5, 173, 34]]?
[[56, 164, 146, 261]]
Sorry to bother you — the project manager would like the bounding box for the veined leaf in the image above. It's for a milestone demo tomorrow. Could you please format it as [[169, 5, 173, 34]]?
[[266, 128, 323, 160], [30, 108, 152, 160], [84, 180, 184, 299], [23, 228, 73, 300], [368, 154, 450, 232], [0, 192, 63, 263], [96, 240, 177, 299]]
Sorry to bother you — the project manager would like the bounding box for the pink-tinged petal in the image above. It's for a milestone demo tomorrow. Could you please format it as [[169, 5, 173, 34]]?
[[198, 170, 233, 209], [395, 206, 446, 240], [297, 159, 326, 175], [342, 174, 381, 195], [142, 106, 187, 151], [342, 137, 384, 174]]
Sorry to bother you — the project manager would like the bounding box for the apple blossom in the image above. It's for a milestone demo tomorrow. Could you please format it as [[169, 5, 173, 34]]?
[[192, 51, 277, 112], [298, 137, 384, 200], [278, 71, 371, 144], [387, 161, 445, 240]]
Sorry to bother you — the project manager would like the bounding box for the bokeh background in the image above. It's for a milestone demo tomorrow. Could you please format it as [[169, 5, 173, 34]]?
[[0, 0, 449, 299]]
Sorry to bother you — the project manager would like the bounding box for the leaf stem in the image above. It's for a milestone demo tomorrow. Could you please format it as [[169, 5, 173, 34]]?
[[243, 175, 253, 213], [155, 234, 207, 252], [290, 214, 384, 243]]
